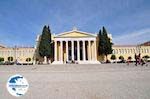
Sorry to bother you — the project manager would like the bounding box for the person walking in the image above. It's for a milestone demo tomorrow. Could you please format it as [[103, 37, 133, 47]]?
[[135, 53, 137, 66], [127, 59, 130, 65], [138, 53, 141, 65]]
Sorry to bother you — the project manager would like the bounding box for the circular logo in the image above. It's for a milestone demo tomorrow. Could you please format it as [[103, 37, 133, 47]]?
[[6, 74, 29, 97]]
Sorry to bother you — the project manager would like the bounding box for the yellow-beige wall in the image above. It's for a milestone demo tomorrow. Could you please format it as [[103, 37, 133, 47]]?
[[0, 47, 35, 63], [97, 45, 150, 62]]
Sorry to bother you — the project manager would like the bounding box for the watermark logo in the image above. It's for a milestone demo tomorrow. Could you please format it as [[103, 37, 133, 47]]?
[[6, 74, 29, 97]]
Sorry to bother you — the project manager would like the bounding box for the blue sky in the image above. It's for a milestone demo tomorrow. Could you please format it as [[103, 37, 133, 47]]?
[[0, 0, 150, 46]]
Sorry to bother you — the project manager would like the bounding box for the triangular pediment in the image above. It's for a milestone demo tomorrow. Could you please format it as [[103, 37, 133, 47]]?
[[55, 30, 96, 38]]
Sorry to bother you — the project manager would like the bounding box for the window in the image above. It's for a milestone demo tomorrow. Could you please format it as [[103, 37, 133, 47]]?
[[122, 49, 124, 54], [144, 49, 146, 53], [112, 50, 115, 54], [147, 49, 149, 53], [130, 49, 132, 53], [141, 49, 144, 53], [115, 49, 118, 54], [133, 49, 135, 53], [119, 49, 121, 54], [128, 49, 130, 54]]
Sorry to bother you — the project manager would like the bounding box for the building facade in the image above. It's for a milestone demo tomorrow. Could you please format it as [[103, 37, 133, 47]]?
[[0, 46, 35, 63], [0, 28, 150, 64], [107, 45, 150, 62], [36, 28, 150, 64], [52, 28, 99, 64]]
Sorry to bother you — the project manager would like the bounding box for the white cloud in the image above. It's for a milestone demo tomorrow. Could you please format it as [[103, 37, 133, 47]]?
[[113, 28, 150, 45]]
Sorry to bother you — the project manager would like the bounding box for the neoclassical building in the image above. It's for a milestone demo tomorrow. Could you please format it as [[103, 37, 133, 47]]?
[[52, 28, 100, 64], [0, 28, 150, 64]]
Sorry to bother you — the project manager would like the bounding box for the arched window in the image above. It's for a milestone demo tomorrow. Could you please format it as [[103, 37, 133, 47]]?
[[122, 49, 124, 54], [144, 49, 146, 53], [8, 51, 10, 56], [2, 51, 4, 56], [130, 49, 132, 53], [119, 49, 121, 54], [128, 49, 130, 54], [22, 51, 24, 56], [133, 49, 135, 53], [141, 49, 144, 53], [112, 50, 115, 54], [147, 49, 149, 53], [124, 49, 127, 54], [116, 49, 118, 54]]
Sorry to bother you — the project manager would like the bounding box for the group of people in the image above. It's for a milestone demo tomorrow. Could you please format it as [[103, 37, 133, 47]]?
[[134, 53, 147, 66]]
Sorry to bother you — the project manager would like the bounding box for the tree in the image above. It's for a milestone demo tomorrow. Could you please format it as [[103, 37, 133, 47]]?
[[8, 57, 13, 62], [98, 26, 113, 61], [128, 56, 132, 60], [38, 25, 52, 60], [111, 54, 116, 60], [0, 57, 4, 62], [142, 55, 149, 60], [26, 58, 31, 62]]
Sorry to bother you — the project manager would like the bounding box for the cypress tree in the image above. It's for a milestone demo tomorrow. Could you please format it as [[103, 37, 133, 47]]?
[[38, 25, 52, 59], [98, 29, 105, 55], [98, 26, 113, 61]]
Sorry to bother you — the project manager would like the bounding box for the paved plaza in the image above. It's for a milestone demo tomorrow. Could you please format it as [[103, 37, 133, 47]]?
[[0, 63, 150, 99]]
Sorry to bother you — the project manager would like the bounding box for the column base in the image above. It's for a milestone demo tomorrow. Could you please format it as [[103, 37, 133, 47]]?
[[52, 60, 101, 64], [78, 60, 101, 64], [52, 61, 64, 64]]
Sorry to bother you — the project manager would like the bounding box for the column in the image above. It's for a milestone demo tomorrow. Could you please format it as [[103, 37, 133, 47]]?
[[94, 40, 97, 61], [71, 41, 74, 60], [83, 41, 86, 61], [54, 41, 57, 61], [60, 41, 63, 61], [88, 40, 91, 61], [77, 40, 80, 61], [91, 41, 94, 61], [66, 41, 68, 61]]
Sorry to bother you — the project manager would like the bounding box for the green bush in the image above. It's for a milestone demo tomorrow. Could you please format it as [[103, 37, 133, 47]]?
[[0, 57, 4, 62], [8, 57, 13, 61], [142, 55, 149, 59], [119, 56, 124, 60], [128, 56, 132, 60], [111, 54, 116, 60], [26, 58, 31, 62]]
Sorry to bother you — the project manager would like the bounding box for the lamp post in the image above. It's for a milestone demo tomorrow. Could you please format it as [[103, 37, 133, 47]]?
[[13, 45, 18, 64]]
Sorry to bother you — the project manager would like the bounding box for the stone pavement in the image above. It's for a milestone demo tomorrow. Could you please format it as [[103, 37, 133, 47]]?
[[0, 63, 150, 99]]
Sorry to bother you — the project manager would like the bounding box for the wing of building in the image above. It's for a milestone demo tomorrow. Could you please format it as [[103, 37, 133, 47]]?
[[0, 46, 35, 63], [108, 45, 150, 62]]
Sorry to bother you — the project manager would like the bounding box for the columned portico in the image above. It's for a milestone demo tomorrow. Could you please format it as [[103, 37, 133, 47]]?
[[52, 29, 100, 64]]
